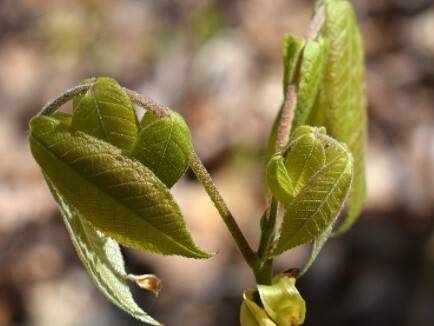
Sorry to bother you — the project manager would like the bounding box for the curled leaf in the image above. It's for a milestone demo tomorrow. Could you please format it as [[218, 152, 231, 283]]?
[[284, 129, 326, 195], [274, 135, 352, 255], [257, 275, 306, 326], [291, 38, 328, 131], [266, 153, 294, 203], [240, 289, 277, 326], [30, 115, 211, 259], [71, 76, 139, 152], [131, 110, 193, 188]]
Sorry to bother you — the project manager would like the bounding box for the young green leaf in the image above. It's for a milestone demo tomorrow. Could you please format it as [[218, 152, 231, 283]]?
[[266, 36, 305, 162], [291, 38, 328, 131], [282, 35, 306, 95], [284, 128, 326, 195], [29, 115, 211, 259], [266, 153, 294, 203], [71, 77, 139, 152], [273, 136, 352, 255], [130, 110, 193, 188], [308, 0, 367, 233], [45, 176, 161, 325]]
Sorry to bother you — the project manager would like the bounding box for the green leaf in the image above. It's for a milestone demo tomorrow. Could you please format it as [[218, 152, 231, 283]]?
[[273, 135, 352, 255], [45, 176, 161, 325], [308, 0, 367, 233], [130, 110, 193, 188], [282, 35, 306, 96], [257, 275, 306, 326], [284, 128, 326, 195], [71, 77, 139, 152], [291, 38, 328, 131], [29, 115, 211, 258], [265, 36, 305, 163], [51, 112, 72, 127], [266, 153, 294, 203]]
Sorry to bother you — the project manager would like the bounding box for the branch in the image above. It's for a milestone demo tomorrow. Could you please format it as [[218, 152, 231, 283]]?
[[123, 88, 170, 117], [189, 151, 258, 268]]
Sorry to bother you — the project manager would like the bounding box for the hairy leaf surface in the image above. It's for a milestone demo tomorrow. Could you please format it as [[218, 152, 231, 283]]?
[[274, 136, 352, 255], [71, 77, 139, 152], [30, 115, 210, 258], [308, 0, 367, 233], [131, 111, 193, 188], [46, 176, 160, 325], [284, 130, 326, 195]]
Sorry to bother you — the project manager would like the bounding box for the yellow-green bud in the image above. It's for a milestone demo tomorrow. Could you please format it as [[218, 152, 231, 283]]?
[[240, 289, 276, 326], [257, 275, 306, 326]]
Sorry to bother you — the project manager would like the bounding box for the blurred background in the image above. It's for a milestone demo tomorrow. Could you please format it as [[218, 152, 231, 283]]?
[[0, 0, 433, 325]]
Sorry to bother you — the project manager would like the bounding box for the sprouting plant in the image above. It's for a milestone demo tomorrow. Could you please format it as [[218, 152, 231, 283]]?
[[28, 0, 366, 324]]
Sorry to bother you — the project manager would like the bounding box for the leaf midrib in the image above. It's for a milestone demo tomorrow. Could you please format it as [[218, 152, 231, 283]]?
[[31, 133, 204, 258]]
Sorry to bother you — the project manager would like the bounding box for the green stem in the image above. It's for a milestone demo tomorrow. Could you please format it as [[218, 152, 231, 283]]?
[[189, 151, 258, 269], [38, 84, 92, 116], [258, 198, 278, 258], [255, 198, 278, 285]]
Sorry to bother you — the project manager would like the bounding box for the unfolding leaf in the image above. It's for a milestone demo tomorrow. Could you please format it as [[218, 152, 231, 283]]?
[[291, 38, 328, 131], [130, 110, 193, 188], [71, 77, 139, 152], [266, 153, 294, 203], [308, 0, 367, 233], [45, 176, 160, 325], [257, 275, 306, 326], [284, 128, 326, 195], [282, 35, 306, 95], [273, 136, 352, 255], [266, 36, 305, 163], [240, 289, 277, 326], [29, 115, 210, 258]]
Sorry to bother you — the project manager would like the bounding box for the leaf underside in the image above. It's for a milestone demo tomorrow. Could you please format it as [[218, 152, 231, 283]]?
[[46, 176, 160, 325], [30, 115, 210, 259]]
